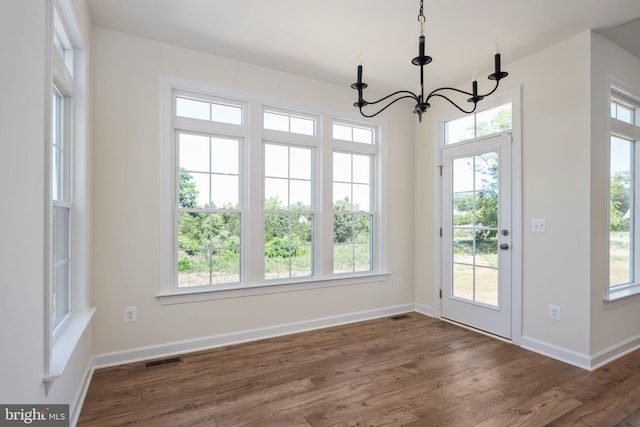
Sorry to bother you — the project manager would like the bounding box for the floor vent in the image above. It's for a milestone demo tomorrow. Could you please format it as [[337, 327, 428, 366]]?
[[144, 357, 182, 368], [390, 314, 410, 320]]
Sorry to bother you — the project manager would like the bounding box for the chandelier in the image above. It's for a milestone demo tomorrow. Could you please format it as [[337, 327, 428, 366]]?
[[351, 0, 509, 122]]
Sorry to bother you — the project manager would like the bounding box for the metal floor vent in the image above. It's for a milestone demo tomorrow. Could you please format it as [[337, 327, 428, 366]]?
[[144, 357, 182, 368], [390, 314, 410, 320]]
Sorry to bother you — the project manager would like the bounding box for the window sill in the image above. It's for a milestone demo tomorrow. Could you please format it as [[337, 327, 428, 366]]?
[[158, 272, 390, 305], [43, 308, 96, 393], [604, 284, 640, 309]]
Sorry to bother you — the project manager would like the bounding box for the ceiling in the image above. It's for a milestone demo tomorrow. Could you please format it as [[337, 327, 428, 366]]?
[[86, 0, 640, 94]]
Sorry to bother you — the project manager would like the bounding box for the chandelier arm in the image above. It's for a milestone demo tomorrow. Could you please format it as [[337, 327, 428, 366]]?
[[477, 79, 501, 98], [359, 94, 420, 118], [425, 86, 474, 101], [362, 90, 419, 106], [428, 93, 478, 114]]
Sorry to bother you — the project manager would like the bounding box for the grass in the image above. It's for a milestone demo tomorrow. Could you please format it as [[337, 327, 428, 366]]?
[[610, 231, 631, 286]]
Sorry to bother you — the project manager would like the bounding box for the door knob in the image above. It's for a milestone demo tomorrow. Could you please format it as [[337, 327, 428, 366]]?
[[500, 243, 509, 250]]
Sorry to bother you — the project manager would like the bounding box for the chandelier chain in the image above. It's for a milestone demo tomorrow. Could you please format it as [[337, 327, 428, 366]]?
[[418, 0, 426, 23]]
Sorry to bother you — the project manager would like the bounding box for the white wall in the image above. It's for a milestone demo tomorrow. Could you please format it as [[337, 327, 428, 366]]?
[[416, 32, 594, 359], [589, 32, 640, 357], [0, 0, 93, 420], [90, 27, 415, 357]]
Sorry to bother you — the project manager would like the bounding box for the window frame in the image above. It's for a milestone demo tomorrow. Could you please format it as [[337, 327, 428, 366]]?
[[159, 77, 389, 305], [443, 101, 513, 146], [44, 0, 94, 392], [606, 83, 640, 305], [332, 126, 377, 274]]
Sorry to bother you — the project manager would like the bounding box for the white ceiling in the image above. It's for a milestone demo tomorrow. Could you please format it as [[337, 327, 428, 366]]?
[[86, 0, 640, 94]]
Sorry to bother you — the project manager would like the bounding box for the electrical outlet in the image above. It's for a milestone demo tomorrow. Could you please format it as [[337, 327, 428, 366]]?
[[124, 306, 137, 323], [547, 304, 560, 320], [532, 218, 546, 233], [396, 277, 404, 288]]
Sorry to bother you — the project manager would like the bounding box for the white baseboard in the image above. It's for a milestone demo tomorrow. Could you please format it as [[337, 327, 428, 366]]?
[[414, 303, 434, 317], [91, 304, 415, 369], [520, 336, 591, 370], [70, 359, 94, 427], [590, 334, 640, 370]]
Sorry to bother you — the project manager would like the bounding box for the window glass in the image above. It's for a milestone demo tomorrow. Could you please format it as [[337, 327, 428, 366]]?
[[177, 132, 241, 287], [264, 111, 315, 136], [176, 96, 242, 125], [333, 152, 373, 273], [52, 206, 70, 328], [51, 91, 64, 201], [445, 102, 512, 145], [611, 101, 635, 125], [264, 144, 314, 280], [178, 134, 239, 209], [333, 123, 374, 144], [610, 135, 633, 287]]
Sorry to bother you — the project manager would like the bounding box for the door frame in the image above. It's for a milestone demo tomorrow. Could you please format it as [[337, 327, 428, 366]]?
[[432, 86, 522, 345]]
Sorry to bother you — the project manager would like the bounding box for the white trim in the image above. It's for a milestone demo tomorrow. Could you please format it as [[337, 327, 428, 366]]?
[[69, 357, 95, 427], [604, 283, 640, 308], [520, 336, 591, 370], [91, 304, 414, 369], [159, 273, 389, 305], [590, 333, 640, 370], [510, 86, 523, 346], [414, 303, 434, 317]]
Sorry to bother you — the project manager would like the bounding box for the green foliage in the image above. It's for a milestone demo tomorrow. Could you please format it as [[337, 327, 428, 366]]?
[[333, 197, 370, 243], [265, 235, 304, 258], [179, 168, 198, 208], [178, 171, 240, 276], [475, 108, 512, 137], [610, 171, 631, 232]]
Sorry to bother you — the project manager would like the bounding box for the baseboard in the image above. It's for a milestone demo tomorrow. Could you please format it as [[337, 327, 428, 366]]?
[[92, 304, 415, 369], [414, 303, 434, 317], [590, 334, 640, 370], [520, 336, 591, 370], [70, 360, 94, 427]]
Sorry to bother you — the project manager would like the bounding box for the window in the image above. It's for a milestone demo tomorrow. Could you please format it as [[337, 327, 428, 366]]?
[[50, 7, 74, 333], [160, 81, 386, 301], [264, 110, 315, 135], [177, 133, 242, 286], [45, 0, 92, 389], [176, 95, 242, 125], [264, 143, 314, 279], [444, 102, 512, 145], [608, 86, 640, 299], [332, 121, 377, 274], [51, 85, 71, 330]]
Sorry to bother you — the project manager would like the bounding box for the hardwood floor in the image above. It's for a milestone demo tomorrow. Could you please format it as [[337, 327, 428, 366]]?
[[78, 313, 640, 426]]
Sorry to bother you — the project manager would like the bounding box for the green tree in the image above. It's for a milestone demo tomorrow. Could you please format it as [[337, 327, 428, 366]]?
[[333, 197, 370, 243], [475, 108, 512, 137], [179, 168, 198, 208], [610, 171, 631, 231]]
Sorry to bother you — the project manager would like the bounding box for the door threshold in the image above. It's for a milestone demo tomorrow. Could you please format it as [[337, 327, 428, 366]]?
[[440, 316, 512, 343]]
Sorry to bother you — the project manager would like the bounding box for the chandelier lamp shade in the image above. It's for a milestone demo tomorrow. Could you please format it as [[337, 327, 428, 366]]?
[[351, 0, 509, 122]]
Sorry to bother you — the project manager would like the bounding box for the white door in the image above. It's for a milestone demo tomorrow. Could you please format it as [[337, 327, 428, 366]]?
[[441, 134, 511, 339]]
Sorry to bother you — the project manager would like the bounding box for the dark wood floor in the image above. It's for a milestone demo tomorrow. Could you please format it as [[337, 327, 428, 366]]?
[[78, 313, 640, 426]]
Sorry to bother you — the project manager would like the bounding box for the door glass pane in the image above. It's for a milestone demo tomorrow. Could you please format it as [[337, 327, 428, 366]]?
[[610, 136, 633, 287], [475, 267, 498, 306], [451, 152, 499, 307]]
